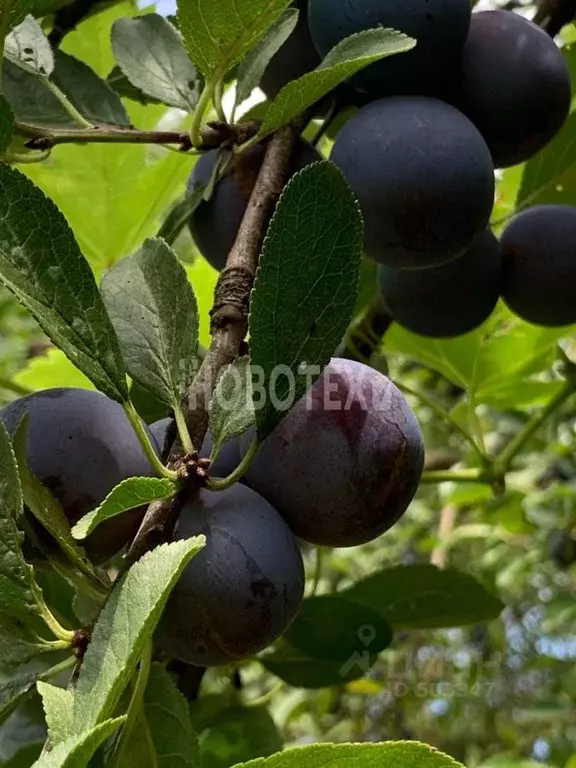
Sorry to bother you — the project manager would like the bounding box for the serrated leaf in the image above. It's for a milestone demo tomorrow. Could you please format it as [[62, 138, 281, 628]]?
[[202, 706, 282, 768], [122, 663, 200, 768], [230, 741, 464, 768], [0, 419, 43, 622], [517, 110, 576, 208], [0, 163, 128, 402], [0, 613, 55, 666], [4, 15, 53, 76], [51, 50, 131, 127], [209, 357, 255, 459], [101, 237, 199, 410], [258, 29, 415, 140], [2, 59, 74, 127], [177, 0, 291, 79], [0, 0, 34, 35], [69, 537, 205, 737], [261, 640, 378, 689], [12, 415, 94, 577], [285, 595, 392, 662], [341, 565, 504, 629], [107, 65, 162, 106], [249, 161, 363, 439], [71, 477, 177, 541], [0, 93, 14, 151], [235, 8, 298, 109], [37, 682, 73, 745], [31, 716, 125, 768], [112, 14, 199, 111]]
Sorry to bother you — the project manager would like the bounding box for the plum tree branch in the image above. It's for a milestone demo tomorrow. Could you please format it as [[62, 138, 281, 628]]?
[[123, 123, 300, 570]]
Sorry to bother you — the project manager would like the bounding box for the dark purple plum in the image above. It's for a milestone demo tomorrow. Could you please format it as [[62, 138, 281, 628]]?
[[501, 205, 576, 327], [454, 11, 571, 169], [157, 484, 304, 666], [378, 230, 502, 337], [242, 358, 424, 547], [330, 96, 495, 268], [188, 140, 321, 271], [0, 388, 158, 563], [149, 418, 241, 477]]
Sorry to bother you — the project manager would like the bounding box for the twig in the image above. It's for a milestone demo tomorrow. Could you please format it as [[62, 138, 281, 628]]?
[[430, 504, 458, 569], [123, 124, 300, 570]]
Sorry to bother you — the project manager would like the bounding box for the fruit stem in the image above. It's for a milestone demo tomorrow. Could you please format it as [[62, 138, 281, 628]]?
[[174, 404, 195, 455], [420, 469, 486, 484], [207, 433, 259, 491], [496, 378, 575, 472], [123, 400, 180, 482], [37, 597, 76, 645], [309, 547, 324, 597], [44, 79, 92, 129], [109, 641, 152, 768]]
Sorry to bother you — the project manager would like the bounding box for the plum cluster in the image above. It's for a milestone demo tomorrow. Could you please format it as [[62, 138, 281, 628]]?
[[155, 359, 424, 665]]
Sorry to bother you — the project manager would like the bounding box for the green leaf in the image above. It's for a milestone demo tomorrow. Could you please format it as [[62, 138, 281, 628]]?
[[234, 8, 298, 109], [156, 184, 207, 247], [4, 15, 53, 76], [37, 682, 73, 745], [0, 613, 56, 666], [209, 357, 255, 459], [69, 537, 205, 737], [230, 741, 464, 768], [14, 349, 95, 392], [261, 640, 378, 689], [202, 706, 282, 768], [177, 0, 291, 79], [341, 565, 504, 629], [0, 671, 39, 726], [2, 59, 74, 127], [106, 65, 162, 106], [249, 162, 363, 439], [31, 716, 125, 768], [517, 110, 576, 208], [12, 415, 94, 577], [0, 419, 43, 622], [258, 29, 415, 140], [101, 237, 199, 410], [111, 14, 199, 111], [51, 50, 131, 127], [71, 477, 177, 541], [0, 163, 128, 402], [0, 93, 14, 151], [122, 663, 200, 768], [285, 595, 392, 662]]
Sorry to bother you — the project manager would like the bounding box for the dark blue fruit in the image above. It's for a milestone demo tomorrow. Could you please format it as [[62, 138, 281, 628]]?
[[308, 0, 471, 97], [157, 484, 304, 666], [242, 358, 424, 547], [149, 418, 240, 477], [188, 140, 321, 271], [330, 97, 495, 268], [501, 205, 576, 327], [378, 230, 501, 338], [455, 11, 571, 169], [0, 388, 158, 562]]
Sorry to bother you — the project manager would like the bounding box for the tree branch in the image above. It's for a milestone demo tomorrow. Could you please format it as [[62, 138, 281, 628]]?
[[123, 124, 300, 570]]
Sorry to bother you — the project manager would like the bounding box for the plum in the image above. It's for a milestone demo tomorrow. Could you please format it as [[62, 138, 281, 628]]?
[[378, 230, 502, 337], [242, 358, 424, 547], [454, 11, 571, 168], [500, 205, 576, 327], [157, 484, 304, 666], [149, 418, 241, 478], [308, 0, 470, 98], [188, 140, 321, 272], [0, 388, 158, 562], [330, 96, 495, 268]]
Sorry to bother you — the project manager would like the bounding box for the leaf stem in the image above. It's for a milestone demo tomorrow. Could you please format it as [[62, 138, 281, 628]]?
[[208, 434, 259, 491], [190, 78, 215, 148], [44, 79, 92, 128], [110, 642, 152, 768], [37, 597, 75, 644], [124, 400, 179, 482], [174, 404, 194, 455], [420, 469, 486, 484], [496, 378, 575, 472]]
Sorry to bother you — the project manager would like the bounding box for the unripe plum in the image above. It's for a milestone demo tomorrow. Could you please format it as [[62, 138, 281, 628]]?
[[378, 230, 502, 338], [455, 11, 571, 169], [0, 388, 159, 562], [308, 0, 471, 98], [188, 140, 321, 272], [149, 418, 241, 478], [242, 358, 424, 547], [330, 97, 495, 268], [157, 484, 304, 666], [501, 205, 576, 327]]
